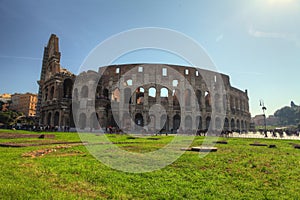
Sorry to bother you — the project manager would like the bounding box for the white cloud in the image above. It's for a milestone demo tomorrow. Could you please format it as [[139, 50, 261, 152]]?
[[248, 27, 300, 47]]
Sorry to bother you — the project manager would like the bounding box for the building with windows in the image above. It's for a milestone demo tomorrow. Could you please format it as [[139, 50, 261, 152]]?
[[10, 93, 37, 116], [37, 34, 251, 133]]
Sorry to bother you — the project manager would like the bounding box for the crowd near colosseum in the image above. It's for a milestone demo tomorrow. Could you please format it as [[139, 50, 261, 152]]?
[[37, 34, 251, 134]]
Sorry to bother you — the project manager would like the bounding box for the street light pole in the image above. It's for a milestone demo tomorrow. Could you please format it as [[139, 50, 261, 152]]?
[[260, 99, 267, 137]]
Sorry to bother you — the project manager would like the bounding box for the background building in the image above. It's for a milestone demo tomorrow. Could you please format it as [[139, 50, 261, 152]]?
[[0, 93, 11, 111], [10, 93, 37, 116]]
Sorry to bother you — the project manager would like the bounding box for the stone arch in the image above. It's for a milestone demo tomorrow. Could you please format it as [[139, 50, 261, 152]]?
[[231, 118, 235, 131], [136, 87, 144, 105], [79, 113, 87, 129], [81, 85, 88, 98], [185, 115, 192, 130], [148, 87, 156, 103], [54, 111, 60, 126], [224, 118, 229, 130], [241, 120, 245, 131], [135, 113, 143, 127], [160, 87, 169, 104], [173, 89, 180, 106], [90, 112, 99, 129], [50, 86, 54, 100], [206, 116, 211, 129], [111, 88, 120, 102], [63, 78, 73, 98], [173, 114, 181, 131], [205, 91, 211, 111], [47, 112, 52, 126], [236, 119, 240, 131]]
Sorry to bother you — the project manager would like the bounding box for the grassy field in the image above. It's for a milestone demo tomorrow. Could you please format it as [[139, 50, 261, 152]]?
[[0, 129, 300, 199]]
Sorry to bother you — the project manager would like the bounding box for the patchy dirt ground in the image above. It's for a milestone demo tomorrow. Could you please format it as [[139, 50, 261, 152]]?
[[0, 133, 55, 139], [22, 144, 85, 158]]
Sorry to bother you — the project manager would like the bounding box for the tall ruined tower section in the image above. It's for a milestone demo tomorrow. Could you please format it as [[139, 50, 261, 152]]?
[[36, 34, 61, 121]]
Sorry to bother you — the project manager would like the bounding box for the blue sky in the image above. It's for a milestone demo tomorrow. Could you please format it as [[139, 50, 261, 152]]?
[[0, 0, 299, 116]]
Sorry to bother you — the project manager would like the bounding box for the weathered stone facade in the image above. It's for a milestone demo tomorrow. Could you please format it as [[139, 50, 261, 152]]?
[[37, 34, 76, 128], [37, 34, 251, 133]]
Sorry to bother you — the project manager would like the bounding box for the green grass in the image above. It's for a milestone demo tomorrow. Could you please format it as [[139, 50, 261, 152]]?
[[0, 129, 300, 199]]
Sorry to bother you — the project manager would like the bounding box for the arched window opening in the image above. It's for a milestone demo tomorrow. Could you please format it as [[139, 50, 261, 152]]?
[[172, 80, 179, 87], [135, 113, 143, 127], [50, 86, 54, 100], [231, 119, 235, 131], [149, 87, 156, 103], [79, 113, 87, 129], [136, 87, 144, 105], [205, 91, 211, 111], [81, 85, 88, 98], [160, 87, 169, 104], [103, 88, 109, 99], [224, 118, 229, 131], [63, 79, 73, 98], [47, 112, 52, 126], [54, 112, 60, 126], [236, 119, 240, 131], [206, 116, 211, 130], [111, 88, 120, 102], [124, 79, 132, 86], [173, 89, 180, 106], [173, 114, 181, 131]]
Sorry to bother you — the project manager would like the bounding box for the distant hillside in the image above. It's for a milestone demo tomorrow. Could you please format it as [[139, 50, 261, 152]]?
[[274, 101, 300, 126]]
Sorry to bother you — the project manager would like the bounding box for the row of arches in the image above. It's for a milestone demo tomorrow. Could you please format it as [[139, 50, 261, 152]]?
[[76, 111, 248, 132], [43, 78, 74, 101]]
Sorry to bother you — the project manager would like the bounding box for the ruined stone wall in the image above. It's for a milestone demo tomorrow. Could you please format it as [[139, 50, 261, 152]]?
[[73, 64, 251, 133]]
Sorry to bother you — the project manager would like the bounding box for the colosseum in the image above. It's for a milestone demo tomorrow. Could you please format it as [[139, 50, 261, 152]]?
[[37, 34, 251, 134]]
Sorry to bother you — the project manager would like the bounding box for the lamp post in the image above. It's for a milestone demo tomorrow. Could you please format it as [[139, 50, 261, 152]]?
[[260, 99, 267, 137]]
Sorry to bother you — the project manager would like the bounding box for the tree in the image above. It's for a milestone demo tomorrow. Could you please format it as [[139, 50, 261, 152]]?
[[274, 106, 299, 126]]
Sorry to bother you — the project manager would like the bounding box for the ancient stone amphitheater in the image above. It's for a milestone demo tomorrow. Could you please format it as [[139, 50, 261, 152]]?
[[37, 34, 251, 134]]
